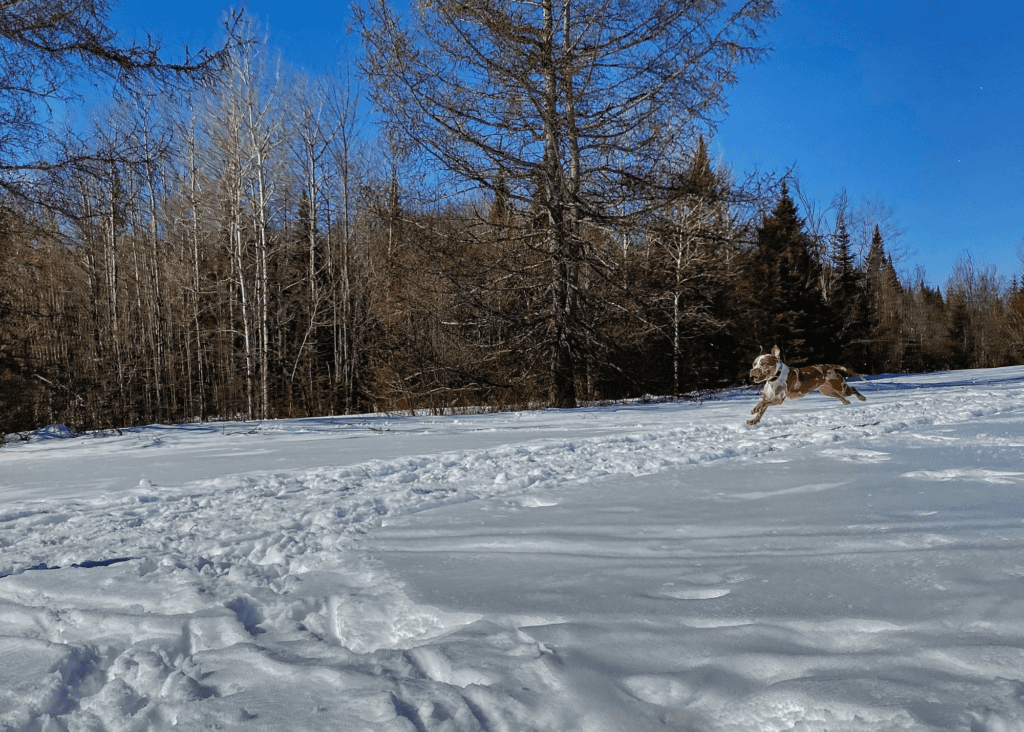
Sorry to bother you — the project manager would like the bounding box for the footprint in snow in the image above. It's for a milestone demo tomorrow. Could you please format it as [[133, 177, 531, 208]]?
[[657, 587, 731, 600], [511, 496, 558, 508], [820, 448, 891, 463]]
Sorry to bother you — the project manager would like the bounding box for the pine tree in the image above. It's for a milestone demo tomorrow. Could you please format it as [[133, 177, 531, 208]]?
[[906, 277, 949, 371]]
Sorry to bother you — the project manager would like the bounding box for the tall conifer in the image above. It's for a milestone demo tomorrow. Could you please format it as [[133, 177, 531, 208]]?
[[749, 183, 826, 366], [831, 211, 869, 367], [862, 226, 906, 371]]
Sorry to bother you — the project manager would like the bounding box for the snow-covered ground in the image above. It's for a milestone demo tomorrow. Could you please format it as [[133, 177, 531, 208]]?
[[3, 367, 1024, 732]]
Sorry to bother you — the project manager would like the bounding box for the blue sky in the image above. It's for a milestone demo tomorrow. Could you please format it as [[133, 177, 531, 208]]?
[[109, 0, 1024, 289], [715, 0, 1024, 288]]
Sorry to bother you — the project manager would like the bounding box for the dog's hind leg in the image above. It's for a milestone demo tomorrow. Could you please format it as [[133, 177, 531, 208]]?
[[844, 383, 867, 402], [830, 372, 867, 402], [820, 379, 852, 405]]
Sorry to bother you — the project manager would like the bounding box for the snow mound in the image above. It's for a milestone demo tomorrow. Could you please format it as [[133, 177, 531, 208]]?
[[31, 423, 78, 440]]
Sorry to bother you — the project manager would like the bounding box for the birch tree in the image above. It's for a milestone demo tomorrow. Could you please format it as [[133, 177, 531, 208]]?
[[237, 44, 283, 420], [205, 52, 257, 418], [650, 137, 736, 395]]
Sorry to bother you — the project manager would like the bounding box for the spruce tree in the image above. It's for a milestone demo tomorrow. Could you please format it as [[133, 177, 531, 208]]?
[[1008, 277, 1024, 362], [831, 211, 869, 368], [748, 182, 826, 366], [1009, 276, 1024, 315], [865, 226, 886, 275], [862, 227, 906, 371], [946, 292, 971, 369]]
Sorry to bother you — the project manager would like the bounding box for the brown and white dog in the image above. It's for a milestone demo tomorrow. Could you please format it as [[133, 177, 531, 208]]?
[[747, 345, 866, 426]]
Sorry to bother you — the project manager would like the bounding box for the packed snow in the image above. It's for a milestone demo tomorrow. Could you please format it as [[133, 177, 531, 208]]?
[[2, 367, 1024, 731]]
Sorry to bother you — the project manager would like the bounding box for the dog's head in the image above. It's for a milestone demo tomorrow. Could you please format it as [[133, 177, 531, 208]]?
[[750, 345, 782, 383]]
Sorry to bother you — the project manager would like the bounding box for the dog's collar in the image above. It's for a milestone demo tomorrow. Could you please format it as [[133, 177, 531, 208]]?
[[768, 362, 789, 385]]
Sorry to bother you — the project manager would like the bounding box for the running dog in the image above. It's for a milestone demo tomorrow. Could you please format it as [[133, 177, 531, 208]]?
[[747, 345, 866, 426]]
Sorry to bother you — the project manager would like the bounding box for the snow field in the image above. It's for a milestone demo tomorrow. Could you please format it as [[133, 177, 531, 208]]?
[[1, 367, 1024, 730]]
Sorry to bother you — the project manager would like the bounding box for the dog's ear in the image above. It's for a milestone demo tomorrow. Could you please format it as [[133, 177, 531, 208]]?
[[772, 345, 781, 357]]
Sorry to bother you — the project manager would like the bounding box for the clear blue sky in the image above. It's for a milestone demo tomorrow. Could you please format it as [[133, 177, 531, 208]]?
[[110, 0, 1024, 290], [715, 0, 1024, 289]]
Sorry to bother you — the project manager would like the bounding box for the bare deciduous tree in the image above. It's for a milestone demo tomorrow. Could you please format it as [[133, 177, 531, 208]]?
[[0, 0, 238, 184], [358, 0, 777, 407]]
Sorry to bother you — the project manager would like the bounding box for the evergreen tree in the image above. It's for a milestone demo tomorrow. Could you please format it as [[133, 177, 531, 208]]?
[[830, 210, 869, 367], [748, 182, 826, 366], [946, 291, 971, 369], [831, 211, 856, 280], [639, 135, 740, 396], [1008, 277, 1024, 362], [1009, 276, 1024, 319], [864, 225, 886, 275], [862, 227, 907, 371]]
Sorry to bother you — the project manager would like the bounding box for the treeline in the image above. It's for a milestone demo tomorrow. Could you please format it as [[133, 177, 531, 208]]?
[[745, 186, 1024, 375], [2, 20, 1024, 438]]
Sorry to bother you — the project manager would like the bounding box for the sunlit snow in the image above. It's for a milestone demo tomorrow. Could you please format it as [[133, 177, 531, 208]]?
[[3, 367, 1024, 731]]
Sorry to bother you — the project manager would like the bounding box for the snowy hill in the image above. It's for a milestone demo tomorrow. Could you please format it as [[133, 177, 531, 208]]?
[[2, 367, 1024, 731]]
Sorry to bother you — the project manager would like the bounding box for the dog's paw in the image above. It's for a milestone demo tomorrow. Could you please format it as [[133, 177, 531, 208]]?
[[746, 418, 759, 426]]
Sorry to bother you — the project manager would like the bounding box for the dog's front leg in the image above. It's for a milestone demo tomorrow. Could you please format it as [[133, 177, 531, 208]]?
[[748, 392, 787, 426], [747, 399, 770, 426]]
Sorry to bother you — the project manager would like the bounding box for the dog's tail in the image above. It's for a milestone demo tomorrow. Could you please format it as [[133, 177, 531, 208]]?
[[834, 366, 867, 382]]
